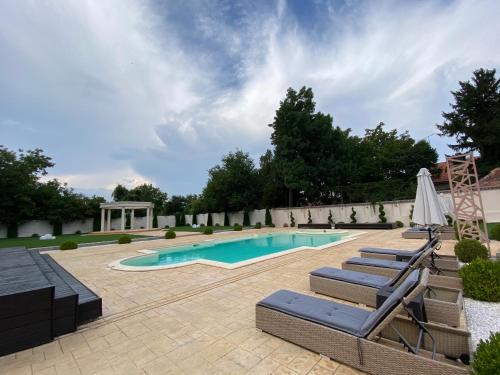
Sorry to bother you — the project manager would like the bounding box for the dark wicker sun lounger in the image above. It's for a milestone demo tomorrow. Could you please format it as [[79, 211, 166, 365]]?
[[257, 269, 470, 375], [30, 251, 78, 336], [0, 248, 54, 356], [42, 254, 102, 324], [0, 247, 103, 356]]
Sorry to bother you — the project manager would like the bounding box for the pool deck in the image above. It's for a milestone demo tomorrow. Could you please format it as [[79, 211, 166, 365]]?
[[1, 228, 495, 375]]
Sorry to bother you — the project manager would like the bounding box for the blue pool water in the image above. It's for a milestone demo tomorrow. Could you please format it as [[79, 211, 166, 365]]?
[[121, 232, 346, 267]]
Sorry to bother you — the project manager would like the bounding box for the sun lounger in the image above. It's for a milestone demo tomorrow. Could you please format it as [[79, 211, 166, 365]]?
[[256, 269, 470, 375], [345, 238, 461, 289], [310, 266, 463, 327], [342, 255, 461, 287], [359, 238, 458, 269]]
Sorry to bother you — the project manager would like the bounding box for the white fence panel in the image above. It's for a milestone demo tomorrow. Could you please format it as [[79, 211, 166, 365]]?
[[62, 219, 93, 234], [18, 220, 53, 238]]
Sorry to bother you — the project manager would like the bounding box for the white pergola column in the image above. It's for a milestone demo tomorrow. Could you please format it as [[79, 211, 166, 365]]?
[[100, 208, 105, 232], [146, 207, 150, 230], [107, 209, 111, 231], [131, 209, 135, 230], [121, 208, 125, 231]]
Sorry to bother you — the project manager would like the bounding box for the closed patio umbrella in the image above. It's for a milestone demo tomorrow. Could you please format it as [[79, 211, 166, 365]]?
[[413, 168, 448, 227]]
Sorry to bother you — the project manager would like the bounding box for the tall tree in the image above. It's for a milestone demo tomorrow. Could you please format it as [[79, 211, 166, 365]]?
[[202, 150, 259, 212], [269, 87, 340, 205], [437, 68, 500, 167], [112, 184, 129, 201], [258, 150, 288, 208]]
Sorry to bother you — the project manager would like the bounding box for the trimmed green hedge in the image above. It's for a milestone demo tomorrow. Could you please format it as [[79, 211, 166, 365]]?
[[473, 332, 500, 375], [490, 224, 500, 241], [454, 239, 488, 263], [395, 220, 404, 228], [203, 227, 213, 235], [234, 224, 242, 231], [60, 241, 78, 250], [459, 259, 500, 302], [118, 236, 131, 244], [165, 230, 176, 239], [255, 222, 261, 229]]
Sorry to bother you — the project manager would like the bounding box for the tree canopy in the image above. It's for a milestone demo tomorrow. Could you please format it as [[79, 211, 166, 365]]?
[[202, 150, 259, 212], [0, 146, 105, 229], [111, 183, 168, 214], [437, 68, 500, 169]]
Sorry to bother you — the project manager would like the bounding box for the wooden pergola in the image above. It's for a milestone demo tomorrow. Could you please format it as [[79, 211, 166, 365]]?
[[99, 201, 154, 232]]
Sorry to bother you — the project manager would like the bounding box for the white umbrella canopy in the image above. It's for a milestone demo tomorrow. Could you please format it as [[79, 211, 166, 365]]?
[[413, 168, 448, 226]]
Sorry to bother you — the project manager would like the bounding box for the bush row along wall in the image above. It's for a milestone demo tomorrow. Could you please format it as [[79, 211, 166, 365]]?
[[169, 189, 500, 228]]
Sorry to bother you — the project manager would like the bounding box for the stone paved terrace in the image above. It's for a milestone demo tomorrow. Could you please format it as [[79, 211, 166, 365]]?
[[2, 228, 495, 375]]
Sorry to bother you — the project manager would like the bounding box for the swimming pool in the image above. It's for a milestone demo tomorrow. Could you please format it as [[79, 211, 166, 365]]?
[[110, 231, 358, 271]]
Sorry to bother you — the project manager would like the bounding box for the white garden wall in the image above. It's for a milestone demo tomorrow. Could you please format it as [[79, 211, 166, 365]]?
[[2, 188, 498, 238], [62, 219, 93, 234], [158, 215, 176, 228], [0, 219, 94, 238], [249, 209, 266, 225], [17, 220, 53, 238], [229, 211, 244, 226]]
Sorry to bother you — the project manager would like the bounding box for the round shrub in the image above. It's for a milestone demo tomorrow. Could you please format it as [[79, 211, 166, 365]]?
[[255, 222, 262, 229], [283, 223, 289, 227], [454, 239, 489, 263], [395, 220, 404, 228], [74, 230, 82, 235], [490, 224, 500, 241], [60, 241, 78, 250], [472, 331, 500, 375], [459, 259, 500, 302], [31, 233, 39, 238], [165, 230, 176, 239], [118, 236, 131, 244], [234, 224, 242, 231], [203, 227, 213, 235]]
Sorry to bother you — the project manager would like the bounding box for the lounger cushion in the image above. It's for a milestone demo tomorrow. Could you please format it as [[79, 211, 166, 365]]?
[[310, 267, 391, 288], [346, 257, 407, 270], [358, 269, 420, 336], [257, 290, 371, 336], [358, 247, 419, 256]]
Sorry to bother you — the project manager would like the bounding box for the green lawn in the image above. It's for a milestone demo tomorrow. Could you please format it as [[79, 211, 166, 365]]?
[[169, 226, 242, 232], [0, 233, 148, 249]]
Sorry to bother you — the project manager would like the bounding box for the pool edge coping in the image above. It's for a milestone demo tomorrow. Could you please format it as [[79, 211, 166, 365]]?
[[108, 231, 366, 272]]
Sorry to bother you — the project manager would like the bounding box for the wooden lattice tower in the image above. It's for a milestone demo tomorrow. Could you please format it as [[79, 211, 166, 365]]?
[[446, 153, 490, 253]]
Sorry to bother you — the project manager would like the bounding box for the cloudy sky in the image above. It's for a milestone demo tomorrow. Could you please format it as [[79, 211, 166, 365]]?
[[1, 0, 499, 198]]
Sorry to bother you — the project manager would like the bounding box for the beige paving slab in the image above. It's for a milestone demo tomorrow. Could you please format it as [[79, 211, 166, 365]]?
[[0, 228, 475, 375]]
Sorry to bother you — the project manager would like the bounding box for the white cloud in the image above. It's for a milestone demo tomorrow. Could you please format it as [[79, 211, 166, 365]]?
[[1, 0, 499, 195], [43, 167, 152, 191]]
